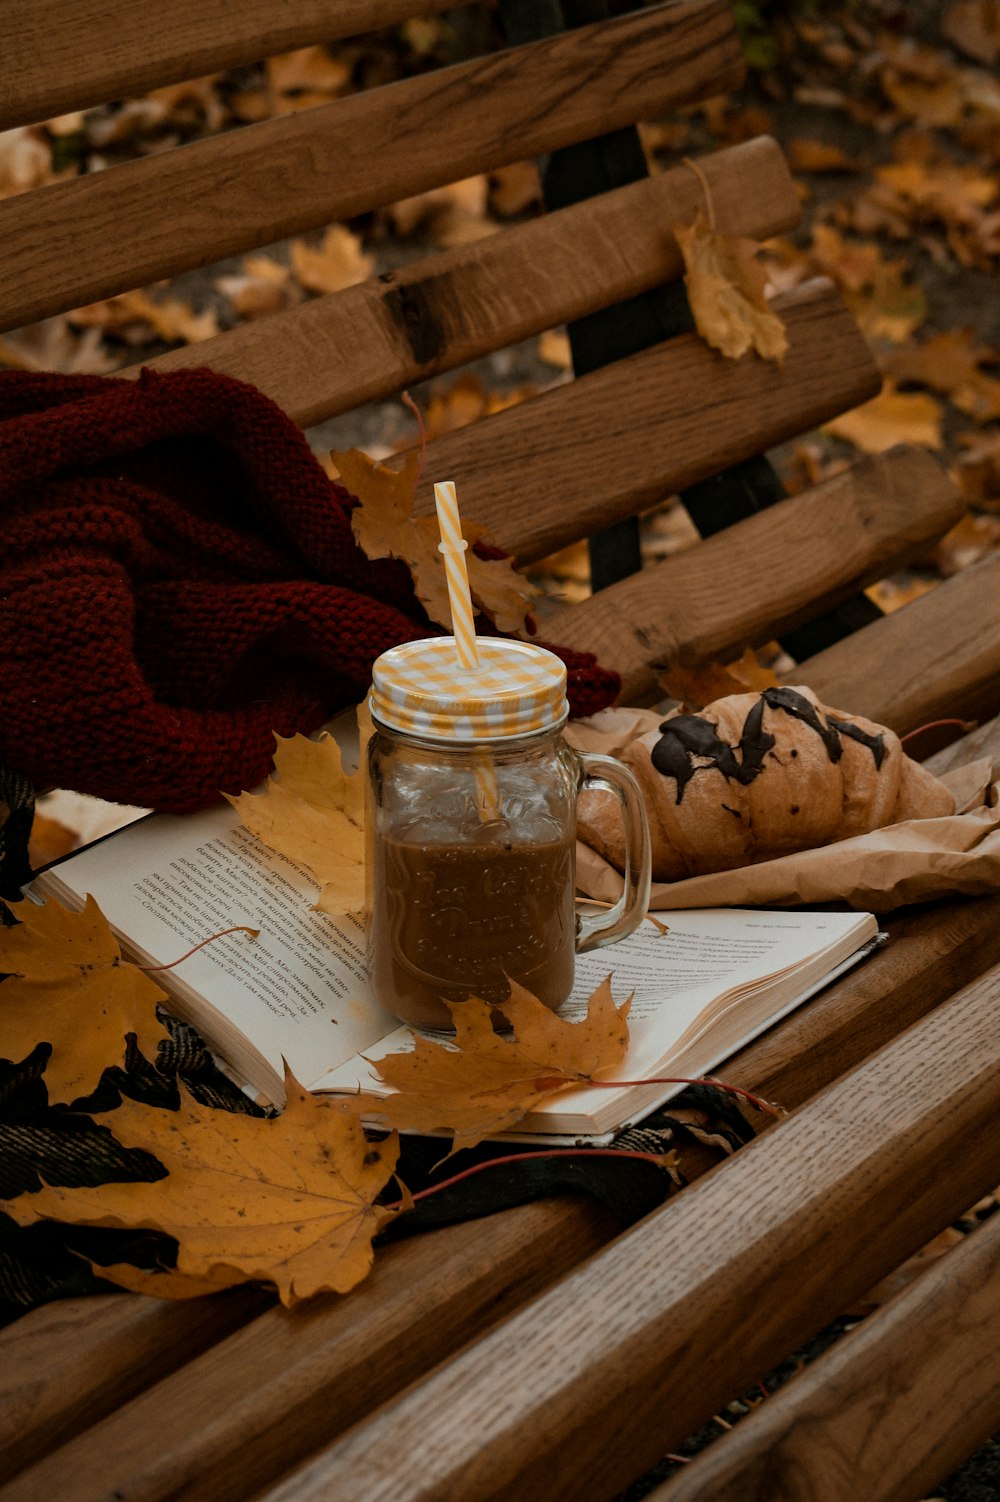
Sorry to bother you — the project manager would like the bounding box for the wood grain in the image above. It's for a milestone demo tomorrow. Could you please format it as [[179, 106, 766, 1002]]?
[[0, 1287, 267, 1480], [0, 1197, 617, 1502], [399, 279, 880, 565], [651, 1210, 1000, 1502], [0, 0, 744, 331], [542, 446, 962, 705], [141, 137, 800, 427], [794, 552, 1000, 733], [253, 962, 1000, 1502], [0, 1, 467, 130]]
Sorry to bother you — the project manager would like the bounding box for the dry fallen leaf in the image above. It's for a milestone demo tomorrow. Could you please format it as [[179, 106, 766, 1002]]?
[[787, 139, 864, 173], [290, 225, 374, 296], [27, 811, 78, 868], [0, 316, 120, 375], [69, 289, 220, 346], [336, 446, 537, 634], [943, 0, 1000, 64], [656, 647, 780, 710], [216, 255, 301, 319], [538, 328, 573, 370], [7, 1071, 402, 1305], [674, 211, 788, 364], [887, 327, 994, 395], [227, 716, 369, 917], [0, 126, 58, 198], [0, 896, 171, 1104], [365, 976, 630, 1152], [824, 380, 944, 454]]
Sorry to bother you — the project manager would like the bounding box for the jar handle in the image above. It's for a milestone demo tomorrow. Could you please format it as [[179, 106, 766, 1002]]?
[[575, 751, 651, 954]]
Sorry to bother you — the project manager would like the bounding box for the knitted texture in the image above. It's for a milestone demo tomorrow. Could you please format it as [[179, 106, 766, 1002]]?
[[0, 368, 619, 811]]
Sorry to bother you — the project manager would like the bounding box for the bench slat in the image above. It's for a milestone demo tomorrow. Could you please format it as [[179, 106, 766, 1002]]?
[[796, 552, 1000, 734], [652, 1208, 1000, 1502], [405, 280, 880, 565], [543, 446, 962, 705], [0, 0, 744, 332], [0, 0, 467, 131], [141, 138, 800, 428], [0, 1286, 267, 1480], [251, 962, 1000, 1502], [0, 1197, 616, 1502]]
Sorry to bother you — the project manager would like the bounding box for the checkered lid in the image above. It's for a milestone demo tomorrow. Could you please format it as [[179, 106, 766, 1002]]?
[[370, 637, 568, 741]]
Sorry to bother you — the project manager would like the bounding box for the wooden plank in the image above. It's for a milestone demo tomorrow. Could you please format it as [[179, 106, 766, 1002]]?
[[0, 1, 467, 131], [0, 0, 745, 331], [795, 552, 1000, 734], [141, 137, 800, 427], [542, 446, 963, 706], [0, 1287, 267, 1480], [5, 870, 1000, 1497], [402, 279, 881, 565], [651, 1210, 1000, 1502], [0, 1196, 617, 1502], [252, 962, 1000, 1502]]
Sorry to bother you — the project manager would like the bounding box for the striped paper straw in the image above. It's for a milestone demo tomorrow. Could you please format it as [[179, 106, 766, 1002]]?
[[433, 480, 479, 671], [433, 479, 499, 819]]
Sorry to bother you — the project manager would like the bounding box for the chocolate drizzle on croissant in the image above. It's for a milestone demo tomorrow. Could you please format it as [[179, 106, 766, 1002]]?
[[652, 686, 886, 804]]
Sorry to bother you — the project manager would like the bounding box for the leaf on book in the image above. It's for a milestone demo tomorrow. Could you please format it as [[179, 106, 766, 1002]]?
[[365, 977, 631, 1153], [674, 212, 788, 365], [0, 895, 171, 1105], [334, 446, 537, 634], [8, 1071, 404, 1306], [226, 718, 368, 917]]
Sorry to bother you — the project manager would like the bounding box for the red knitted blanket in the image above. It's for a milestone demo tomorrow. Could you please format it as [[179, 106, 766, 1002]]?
[[0, 367, 619, 812]]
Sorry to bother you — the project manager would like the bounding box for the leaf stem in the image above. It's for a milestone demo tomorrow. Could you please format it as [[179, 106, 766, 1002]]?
[[900, 717, 976, 747], [137, 925, 260, 972], [401, 389, 427, 492], [385, 1146, 676, 1211]]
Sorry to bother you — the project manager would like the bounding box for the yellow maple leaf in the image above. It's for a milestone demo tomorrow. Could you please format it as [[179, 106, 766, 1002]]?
[[335, 446, 537, 634], [6, 1071, 402, 1306], [226, 711, 370, 917], [674, 211, 788, 365], [363, 977, 630, 1153], [656, 646, 780, 710], [824, 380, 943, 454], [0, 896, 171, 1104], [290, 225, 374, 296]]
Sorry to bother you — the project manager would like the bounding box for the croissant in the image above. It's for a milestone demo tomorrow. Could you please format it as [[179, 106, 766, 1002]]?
[[577, 685, 956, 883]]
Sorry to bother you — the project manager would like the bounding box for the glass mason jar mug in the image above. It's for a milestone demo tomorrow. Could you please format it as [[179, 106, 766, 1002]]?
[[366, 638, 651, 1030]]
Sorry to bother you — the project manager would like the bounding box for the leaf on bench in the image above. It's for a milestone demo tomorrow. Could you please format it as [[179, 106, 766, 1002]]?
[[675, 211, 788, 365], [335, 447, 537, 633]]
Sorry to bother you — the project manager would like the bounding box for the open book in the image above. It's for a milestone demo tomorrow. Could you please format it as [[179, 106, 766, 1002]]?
[[31, 800, 879, 1142]]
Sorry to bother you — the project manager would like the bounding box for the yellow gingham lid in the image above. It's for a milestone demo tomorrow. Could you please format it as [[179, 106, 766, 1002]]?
[[370, 637, 568, 741]]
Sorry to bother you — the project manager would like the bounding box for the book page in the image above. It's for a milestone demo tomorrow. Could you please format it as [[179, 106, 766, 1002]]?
[[316, 908, 873, 1102], [547, 908, 872, 1114], [39, 805, 397, 1088]]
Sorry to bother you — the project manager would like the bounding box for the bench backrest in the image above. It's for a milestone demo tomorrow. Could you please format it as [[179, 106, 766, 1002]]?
[[2, 0, 992, 732]]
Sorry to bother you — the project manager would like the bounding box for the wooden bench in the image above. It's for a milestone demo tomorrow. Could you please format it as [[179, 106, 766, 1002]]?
[[3, 3, 1000, 1499]]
